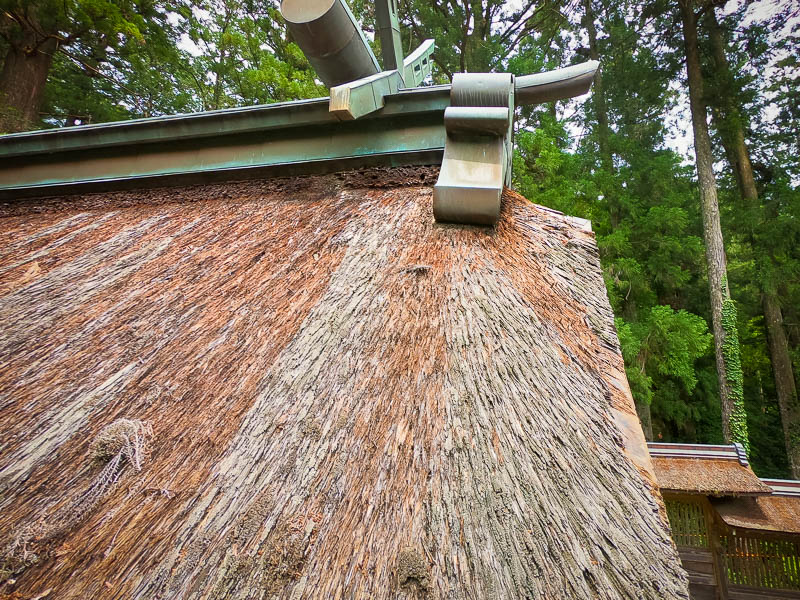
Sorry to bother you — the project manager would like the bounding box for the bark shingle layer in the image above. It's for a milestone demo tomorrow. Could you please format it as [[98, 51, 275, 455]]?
[[0, 173, 688, 599]]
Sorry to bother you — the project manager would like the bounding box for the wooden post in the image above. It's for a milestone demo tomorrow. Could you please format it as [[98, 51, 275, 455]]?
[[707, 504, 730, 600]]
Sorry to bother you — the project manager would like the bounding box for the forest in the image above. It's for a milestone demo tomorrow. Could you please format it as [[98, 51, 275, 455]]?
[[0, 0, 798, 479]]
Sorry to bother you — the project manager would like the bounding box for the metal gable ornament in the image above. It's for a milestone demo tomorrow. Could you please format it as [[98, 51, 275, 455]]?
[[280, 0, 598, 227], [280, 0, 434, 120]]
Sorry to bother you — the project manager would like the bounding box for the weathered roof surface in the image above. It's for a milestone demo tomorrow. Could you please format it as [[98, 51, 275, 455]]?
[[652, 457, 773, 496], [713, 496, 800, 534], [0, 169, 687, 599]]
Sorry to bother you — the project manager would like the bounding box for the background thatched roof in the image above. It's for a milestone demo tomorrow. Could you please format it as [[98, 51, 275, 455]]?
[[712, 496, 800, 534], [0, 169, 687, 599], [652, 456, 773, 497]]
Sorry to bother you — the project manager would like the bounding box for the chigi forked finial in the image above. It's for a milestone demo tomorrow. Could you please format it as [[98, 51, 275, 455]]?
[[280, 0, 598, 226]]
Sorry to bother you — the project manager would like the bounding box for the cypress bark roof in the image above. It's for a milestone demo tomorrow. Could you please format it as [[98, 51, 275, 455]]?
[[650, 443, 773, 497], [0, 169, 688, 599], [712, 496, 800, 534], [652, 457, 773, 496]]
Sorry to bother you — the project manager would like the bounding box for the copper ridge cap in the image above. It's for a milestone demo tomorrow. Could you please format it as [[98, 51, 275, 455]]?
[[0, 85, 451, 141], [761, 479, 800, 497], [0, 85, 452, 161], [648, 442, 750, 466]]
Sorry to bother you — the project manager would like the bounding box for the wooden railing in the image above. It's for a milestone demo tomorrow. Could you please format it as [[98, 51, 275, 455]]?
[[665, 497, 800, 597], [721, 533, 800, 591], [665, 499, 710, 548]]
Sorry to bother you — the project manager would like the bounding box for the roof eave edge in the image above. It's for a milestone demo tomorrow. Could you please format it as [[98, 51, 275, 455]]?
[[0, 87, 450, 200]]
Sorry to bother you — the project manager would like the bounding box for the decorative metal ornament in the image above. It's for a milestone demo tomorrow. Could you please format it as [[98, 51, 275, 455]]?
[[280, 0, 598, 226], [435, 62, 599, 226], [433, 73, 514, 226], [0, 1, 597, 212], [279, 0, 380, 88], [280, 0, 434, 122]]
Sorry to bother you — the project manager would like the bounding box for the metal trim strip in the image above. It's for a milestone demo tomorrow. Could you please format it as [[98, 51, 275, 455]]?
[[0, 88, 450, 199]]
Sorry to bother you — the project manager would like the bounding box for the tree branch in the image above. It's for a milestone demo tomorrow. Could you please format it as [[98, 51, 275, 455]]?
[[401, 0, 452, 78], [56, 47, 141, 99], [497, 1, 539, 46]]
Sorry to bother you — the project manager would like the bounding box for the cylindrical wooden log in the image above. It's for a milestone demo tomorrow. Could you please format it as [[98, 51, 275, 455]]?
[[280, 0, 380, 88]]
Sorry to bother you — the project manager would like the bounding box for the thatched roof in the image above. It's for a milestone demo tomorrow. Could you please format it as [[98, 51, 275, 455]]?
[[653, 457, 772, 496], [712, 495, 800, 534], [0, 169, 688, 599]]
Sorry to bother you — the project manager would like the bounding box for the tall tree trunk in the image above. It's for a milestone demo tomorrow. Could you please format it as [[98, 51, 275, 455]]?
[[679, 0, 749, 451], [0, 26, 57, 132], [763, 294, 800, 476], [582, 0, 620, 230], [582, 0, 611, 171], [706, 11, 758, 202], [706, 9, 799, 474]]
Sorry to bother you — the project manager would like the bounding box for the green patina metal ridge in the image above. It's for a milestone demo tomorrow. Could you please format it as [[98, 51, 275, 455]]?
[[0, 85, 450, 199]]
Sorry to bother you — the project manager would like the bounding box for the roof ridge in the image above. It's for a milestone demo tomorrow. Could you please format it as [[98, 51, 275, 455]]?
[[761, 478, 800, 497], [647, 441, 748, 466]]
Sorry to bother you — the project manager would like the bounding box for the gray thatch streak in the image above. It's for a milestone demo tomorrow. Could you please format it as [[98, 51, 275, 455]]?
[[0, 212, 117, 276], [429, 242, 684, 598], [0, 216, 200, 493], [0, 212, 93, 260], [0, 175, 688, 599]]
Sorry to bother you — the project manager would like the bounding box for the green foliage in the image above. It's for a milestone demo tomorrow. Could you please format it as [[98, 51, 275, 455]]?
[[615, 307, 712, 413], [738, 317, 790, 478], [0, 0, 148, 47], [399, 0, 573, 78], [647, 306, 713, 391], [175, 0, 324, 111], [0, 0, 183, 127], [513, 114, 583, 214], [721, 294, 749, 453], [513, 0, 781, 469], [1, 0, 325, 127]]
